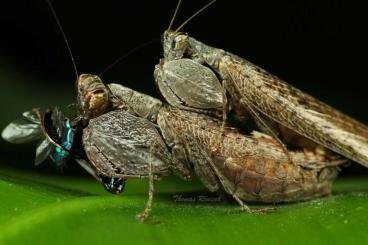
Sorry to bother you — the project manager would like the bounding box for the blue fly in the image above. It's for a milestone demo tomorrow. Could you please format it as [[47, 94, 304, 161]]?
[[49, 119, 75, 167], [2, 107, 127, 194], [2, 107, 75, 168]]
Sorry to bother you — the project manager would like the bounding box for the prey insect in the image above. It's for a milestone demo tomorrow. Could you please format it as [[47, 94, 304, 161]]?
[[1, 107, 76, 168], [155, 0, 368, 168]]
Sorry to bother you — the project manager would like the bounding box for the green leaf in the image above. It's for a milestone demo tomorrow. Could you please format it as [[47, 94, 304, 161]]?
[[0, 166, 367, 245]]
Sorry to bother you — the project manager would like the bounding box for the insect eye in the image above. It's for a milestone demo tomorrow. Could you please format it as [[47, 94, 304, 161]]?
[[99, 175, 126, 194], [77, 75, 109, 119], [171, 38, 177, 49]]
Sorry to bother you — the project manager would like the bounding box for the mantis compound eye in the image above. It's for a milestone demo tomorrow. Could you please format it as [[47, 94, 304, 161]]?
[[77, 74, 109, 120], [162, 30, 189, 60], [99, 175, 126, 194]]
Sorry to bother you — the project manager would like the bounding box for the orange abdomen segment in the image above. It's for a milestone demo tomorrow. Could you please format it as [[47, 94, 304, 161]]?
[[214, 155, 337, 202]]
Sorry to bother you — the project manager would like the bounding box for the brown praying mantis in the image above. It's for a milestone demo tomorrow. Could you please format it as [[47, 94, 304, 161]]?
[[154, 0, 368, 169], [73, 75, 344, 220]]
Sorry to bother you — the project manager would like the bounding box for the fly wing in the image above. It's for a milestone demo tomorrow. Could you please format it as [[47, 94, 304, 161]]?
[[223, 56, 368, 167], [1, 110, 42, 143], [51, 107, 65, 140], [34, 138, 53, 165]]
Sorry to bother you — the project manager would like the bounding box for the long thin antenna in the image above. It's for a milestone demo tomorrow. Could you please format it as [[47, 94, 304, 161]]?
[[99, 37, 159, 77], [46, 0, 78, 80], [175, 0, 216, 32], [168, 0, 182, 31]]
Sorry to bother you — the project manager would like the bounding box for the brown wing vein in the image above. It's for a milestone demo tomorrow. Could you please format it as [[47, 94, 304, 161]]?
[[224, 56, 368, 166]]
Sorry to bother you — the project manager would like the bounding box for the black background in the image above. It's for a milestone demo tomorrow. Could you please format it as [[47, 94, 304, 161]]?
[[0, 0, 367, 176]]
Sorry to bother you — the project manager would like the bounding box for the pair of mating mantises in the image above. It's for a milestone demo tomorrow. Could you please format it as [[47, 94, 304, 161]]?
[[2, 0, 368, 221]]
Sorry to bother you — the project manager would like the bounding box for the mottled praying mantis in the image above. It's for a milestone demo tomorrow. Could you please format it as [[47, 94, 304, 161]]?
[[75, 77, 344, 220], [154, 0, 368, 168]]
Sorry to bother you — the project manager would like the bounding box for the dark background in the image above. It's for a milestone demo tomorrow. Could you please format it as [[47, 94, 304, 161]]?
[[0, 0, 367, 176]]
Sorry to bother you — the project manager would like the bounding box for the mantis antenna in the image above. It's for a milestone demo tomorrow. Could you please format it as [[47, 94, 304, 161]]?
[[175, 0, 216, 32], [46, 0, 79, 80], [168, 0, 183, 31]]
